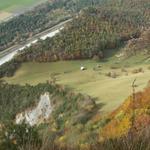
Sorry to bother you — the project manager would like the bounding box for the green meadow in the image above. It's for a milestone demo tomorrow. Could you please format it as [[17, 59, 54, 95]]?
[[0, 0, 44, 11], [0, 0, 46, 22], [4, 56, 150, 113]]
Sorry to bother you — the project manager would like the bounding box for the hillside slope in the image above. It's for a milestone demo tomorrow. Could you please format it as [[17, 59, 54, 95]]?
[[1, 81, 150, 149], [121, 28, 150, 58], [101, 82, 150, 139], [0, 0, 105, 52], [0, 0, 149, 78], [18, 5, 149, 62], [0, 80, 99, 149]]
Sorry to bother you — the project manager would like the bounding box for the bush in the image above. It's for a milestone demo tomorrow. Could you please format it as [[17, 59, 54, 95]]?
[[105, 72, 119, 78], [0, 123, 41, 150], [132, 68, 144, 74]]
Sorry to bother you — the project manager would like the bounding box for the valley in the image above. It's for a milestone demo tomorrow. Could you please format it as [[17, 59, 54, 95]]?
[[4, 58, 150, 112], [0, 0, 149, 149]]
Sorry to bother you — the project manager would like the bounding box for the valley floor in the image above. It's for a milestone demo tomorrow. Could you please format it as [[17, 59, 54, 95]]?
[[4, 57, 150, 113]]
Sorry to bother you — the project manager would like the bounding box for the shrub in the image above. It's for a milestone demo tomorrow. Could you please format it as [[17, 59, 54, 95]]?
[[0, 123, 41, 150], [132, 68, 144, 74]]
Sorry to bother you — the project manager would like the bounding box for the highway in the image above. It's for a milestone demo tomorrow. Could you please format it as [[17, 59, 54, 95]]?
[[0, 19, 72, 66]]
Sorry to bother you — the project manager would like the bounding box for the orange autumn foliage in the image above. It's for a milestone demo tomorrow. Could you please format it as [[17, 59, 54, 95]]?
[[100, 86, 150, 139], [101, 116, 131, 139]]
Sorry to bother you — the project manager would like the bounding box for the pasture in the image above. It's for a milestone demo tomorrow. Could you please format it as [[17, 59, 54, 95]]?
[[0, 0, 46, 22], [4, 58, 150, 113], [0, 11, 12, 22]]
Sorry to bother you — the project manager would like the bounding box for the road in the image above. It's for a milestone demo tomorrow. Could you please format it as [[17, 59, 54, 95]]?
[[0, 19, 72, 66]]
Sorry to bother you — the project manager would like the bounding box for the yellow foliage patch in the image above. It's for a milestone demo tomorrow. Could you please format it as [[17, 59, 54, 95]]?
[[101, 116, 131, 139]]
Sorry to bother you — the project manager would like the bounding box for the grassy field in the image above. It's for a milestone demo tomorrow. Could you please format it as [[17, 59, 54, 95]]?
[[0, 11, 12, 22], [0, 0, 45, 11], [4, 57, 150, 113], [0, 0, 46, 22]]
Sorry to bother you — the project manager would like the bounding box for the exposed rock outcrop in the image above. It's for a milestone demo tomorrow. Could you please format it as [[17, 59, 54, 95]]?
[[16, 93, 52, 126]]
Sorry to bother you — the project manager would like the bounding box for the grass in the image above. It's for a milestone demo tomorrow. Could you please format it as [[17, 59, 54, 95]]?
[[0, 0, 45, 12], [0, 11, 12, 22], [0, 0, 47, 22], [4, 56, 150, 113]]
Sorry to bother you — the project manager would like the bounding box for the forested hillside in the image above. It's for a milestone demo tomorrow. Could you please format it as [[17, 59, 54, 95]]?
[[101, 81, 150, 139], [0, 0, 149, 78], [0, 80, 100, 149], [121, 28, 150, 57], [16, 0, 150, 62], [0, 0, 150, 149], [1, 81, 150, 149], [0, 0, 104, 51], [18, 5, 148, 62], [0, 80, 97, 124]]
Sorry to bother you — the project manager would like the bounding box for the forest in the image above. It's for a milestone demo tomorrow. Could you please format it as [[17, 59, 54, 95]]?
[[0, 80, 99, 149], [1, 80, 150, 149], [17, 6, 148, 62], [0, 0, 150, 149], [0, 0, 104, 52], [14, 0, 150, 62], [0, 0, 149, 78]]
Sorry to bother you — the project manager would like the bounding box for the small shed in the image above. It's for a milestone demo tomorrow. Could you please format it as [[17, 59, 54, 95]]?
[[80, 66, 86, 71]]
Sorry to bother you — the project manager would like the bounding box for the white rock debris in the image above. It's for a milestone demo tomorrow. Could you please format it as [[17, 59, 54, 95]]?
[[16, 93, 52, 126]]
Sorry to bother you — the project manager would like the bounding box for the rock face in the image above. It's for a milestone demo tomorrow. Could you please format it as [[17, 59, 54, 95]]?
[[16, 93, 52, 126]]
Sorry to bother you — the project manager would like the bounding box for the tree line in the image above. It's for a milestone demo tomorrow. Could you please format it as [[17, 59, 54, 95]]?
[[1, 81, 150, 149], [0, 0, 149, 78], [0, 0, 104, 52]]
